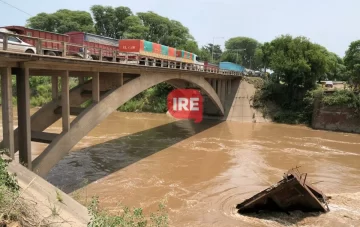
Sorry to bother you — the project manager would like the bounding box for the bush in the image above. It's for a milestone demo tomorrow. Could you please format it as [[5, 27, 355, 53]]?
[[88, 197, 168, 227], [0, 150, 19, 193], [252, 80, 320, 125], [0, 150, 20, 224], [322, 89, 360, 109]]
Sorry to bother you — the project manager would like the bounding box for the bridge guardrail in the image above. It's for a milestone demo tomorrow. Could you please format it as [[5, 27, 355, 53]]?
[[0, 31, 243, 77]]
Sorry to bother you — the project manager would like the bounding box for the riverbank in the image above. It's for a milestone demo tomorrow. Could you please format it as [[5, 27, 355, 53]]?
[[1, 154, 90, 226], [249, 76, 360, 134], [1, 153, 169, 227]]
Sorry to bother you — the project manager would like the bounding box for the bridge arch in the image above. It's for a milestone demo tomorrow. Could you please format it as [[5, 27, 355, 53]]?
[[32, 72, 224, 177]]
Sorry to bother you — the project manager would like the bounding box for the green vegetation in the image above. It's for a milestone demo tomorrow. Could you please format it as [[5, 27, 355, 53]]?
[[249, 34, 360, 125], [0, 76, 79, 108], [322, 89, 360, 110], [88, 197, 168, 227], [17, 5, 360, 117], [0, 150, 22, 225], [118, 83, 174, 113]]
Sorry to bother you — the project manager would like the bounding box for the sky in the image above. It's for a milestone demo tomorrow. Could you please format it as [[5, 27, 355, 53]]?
[[0, 0, 359, 57]]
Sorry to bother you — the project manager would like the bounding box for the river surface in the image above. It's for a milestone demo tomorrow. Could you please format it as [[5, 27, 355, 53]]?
[[5, 108, 360, 226]]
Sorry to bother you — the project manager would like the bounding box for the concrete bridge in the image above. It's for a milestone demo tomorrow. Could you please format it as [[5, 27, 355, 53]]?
[[0, 50, 243, 178]]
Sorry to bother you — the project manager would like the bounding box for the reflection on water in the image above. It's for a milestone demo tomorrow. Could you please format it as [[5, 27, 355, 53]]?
[[3, 109, 360, 226]]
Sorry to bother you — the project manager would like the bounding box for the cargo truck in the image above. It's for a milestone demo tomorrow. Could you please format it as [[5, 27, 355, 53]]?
[[1, 26, 68, 56], [66, 31, 119, 60], [219, 62, 245, 72], [119, 39, 176, 60]]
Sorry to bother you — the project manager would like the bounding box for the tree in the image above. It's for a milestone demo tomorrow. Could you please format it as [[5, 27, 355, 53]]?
[[344, 40, 360, 89], [222, 37, 261, 69], [26, 9, 94, 34], [178, 40, 200, 55], [259, 42, 272, 73], [137, 12, 193, 48], [122, 16, 149, 39], [201, 44, 222, 63], [198, 47, 212, 61], [90, 5, 133, 39], [268, 35, 328, 93]]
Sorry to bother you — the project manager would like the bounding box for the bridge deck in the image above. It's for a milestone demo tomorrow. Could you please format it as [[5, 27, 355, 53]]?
[[0, 50, 242, 78]]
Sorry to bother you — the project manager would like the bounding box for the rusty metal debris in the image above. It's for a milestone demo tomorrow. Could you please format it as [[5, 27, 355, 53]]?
[[236, 167, 330, 214]]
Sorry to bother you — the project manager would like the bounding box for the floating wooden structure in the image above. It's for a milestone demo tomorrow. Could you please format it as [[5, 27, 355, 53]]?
[[236, 168, 330, 213]]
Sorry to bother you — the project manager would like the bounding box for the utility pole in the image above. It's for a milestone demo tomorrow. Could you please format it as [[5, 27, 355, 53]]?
[[212, 37, 224, 62]]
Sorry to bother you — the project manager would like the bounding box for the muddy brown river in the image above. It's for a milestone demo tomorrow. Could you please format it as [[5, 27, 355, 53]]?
[[5, 108, 360, 226]]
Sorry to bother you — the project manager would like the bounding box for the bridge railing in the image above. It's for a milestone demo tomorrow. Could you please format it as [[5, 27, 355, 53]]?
[[0, 31, 244, 76]]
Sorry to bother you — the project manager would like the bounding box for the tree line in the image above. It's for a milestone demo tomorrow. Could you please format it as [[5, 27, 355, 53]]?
[[23, 5, 360, 116]]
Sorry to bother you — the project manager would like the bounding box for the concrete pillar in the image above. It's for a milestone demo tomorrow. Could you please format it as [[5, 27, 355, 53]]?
[[221, 80, 226, 105], [120, 73, 124, 86], [61, 71, 70, 132], [216, 79, 221, 97], [52, 76, 58, 100], [1, 67, 14, 159], [211, 80, 216, 91], [16, 67, 31, 169], [227, 79, 231, 94], [78, 76, 85, 85], [92, 72, 100, 103]]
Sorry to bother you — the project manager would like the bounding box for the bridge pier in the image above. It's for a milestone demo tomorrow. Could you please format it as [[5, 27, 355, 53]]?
[[16, 66, 32, 169], [61, 71, 70, 132], [52, 75, 58, 100], [0, 67, 14, 159], [92, 72, 100, 103]]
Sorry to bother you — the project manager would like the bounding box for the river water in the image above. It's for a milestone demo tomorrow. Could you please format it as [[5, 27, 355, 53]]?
[[5, 108, 360, 226]]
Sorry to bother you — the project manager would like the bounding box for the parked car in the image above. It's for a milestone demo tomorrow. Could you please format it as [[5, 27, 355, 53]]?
[[0, 28, 36, 53], [325, 81, 334, 88]]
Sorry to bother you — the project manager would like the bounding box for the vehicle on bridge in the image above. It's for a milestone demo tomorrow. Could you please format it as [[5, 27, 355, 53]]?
[[219, 61, 245, 72], [1, 26, 67, 55], [0, 27, 36, 54], [0, 25, 249, 75]]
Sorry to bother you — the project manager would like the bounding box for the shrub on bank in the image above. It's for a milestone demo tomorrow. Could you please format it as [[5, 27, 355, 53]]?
[[322, 89, 360, 109], [252, 76, 360, 125], [0, 150, 21, 225], [251, 78, 323, 125], [88, 196, 168, 227]]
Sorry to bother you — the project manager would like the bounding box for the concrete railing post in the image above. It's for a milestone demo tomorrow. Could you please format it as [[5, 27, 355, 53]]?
[[36, 39, 42, 54], [62, 42, 67, 57], [3, 33, 8, 50]]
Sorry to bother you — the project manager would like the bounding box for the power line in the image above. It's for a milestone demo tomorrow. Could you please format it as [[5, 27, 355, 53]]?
[[0, 0, 32, 17]]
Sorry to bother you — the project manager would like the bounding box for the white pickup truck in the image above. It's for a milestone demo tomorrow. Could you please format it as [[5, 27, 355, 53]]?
[[0, 28, 36, 54]]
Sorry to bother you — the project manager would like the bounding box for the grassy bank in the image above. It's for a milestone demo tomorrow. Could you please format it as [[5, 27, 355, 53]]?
[[249, 77, 360, 125], [0, 150, 42, 226]]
